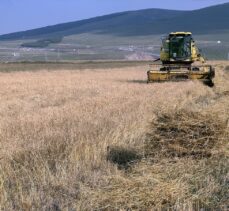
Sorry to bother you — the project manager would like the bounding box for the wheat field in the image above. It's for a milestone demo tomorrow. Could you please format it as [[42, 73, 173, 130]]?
[[0, 62, 228, 210]]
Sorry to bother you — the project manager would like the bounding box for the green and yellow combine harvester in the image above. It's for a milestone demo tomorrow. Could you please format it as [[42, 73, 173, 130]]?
[[147, 32, 215, 86]]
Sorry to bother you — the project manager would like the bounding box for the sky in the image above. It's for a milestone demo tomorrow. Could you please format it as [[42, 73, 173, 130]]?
[[0, 0, 229, 35]]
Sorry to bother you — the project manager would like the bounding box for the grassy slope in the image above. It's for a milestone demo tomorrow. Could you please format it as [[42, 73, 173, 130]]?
[[1, 32, 228, 61], [1, 3, 229, 40], [0, 9, 185, 40], [0, 4, 229, 61], [0, 61, 228, 210]]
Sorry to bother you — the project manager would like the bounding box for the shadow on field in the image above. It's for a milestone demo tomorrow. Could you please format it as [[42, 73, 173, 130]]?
[[225, 65, 229, 72], [107, 146, 141, 169], [203, 80, 215, 87], [119, 79, 147, 84], [124, 79, 215, 87]]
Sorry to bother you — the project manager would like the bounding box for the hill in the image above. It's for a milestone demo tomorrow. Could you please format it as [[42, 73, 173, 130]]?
[[0, 3, 229, 40]]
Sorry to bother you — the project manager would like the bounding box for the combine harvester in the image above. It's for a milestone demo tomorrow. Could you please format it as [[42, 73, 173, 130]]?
[[147, 32, 215, 86]]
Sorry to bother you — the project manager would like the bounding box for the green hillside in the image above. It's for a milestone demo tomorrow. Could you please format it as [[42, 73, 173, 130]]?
[[0, 9, 184, 40], [0, 3, 228, 61], [1, 3, 229, 40]]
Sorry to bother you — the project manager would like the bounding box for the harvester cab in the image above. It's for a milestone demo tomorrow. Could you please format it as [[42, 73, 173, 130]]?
[[147, 32, 215, 86]]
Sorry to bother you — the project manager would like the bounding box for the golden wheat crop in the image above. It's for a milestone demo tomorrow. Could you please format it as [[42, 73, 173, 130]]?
[[0, 62, 228, 210]]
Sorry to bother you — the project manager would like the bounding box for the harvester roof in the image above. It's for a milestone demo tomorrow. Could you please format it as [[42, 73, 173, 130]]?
[[170, 32, 192, 35]]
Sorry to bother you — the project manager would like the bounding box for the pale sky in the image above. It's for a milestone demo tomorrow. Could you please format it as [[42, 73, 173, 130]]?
[[1, 0, 229, 35]]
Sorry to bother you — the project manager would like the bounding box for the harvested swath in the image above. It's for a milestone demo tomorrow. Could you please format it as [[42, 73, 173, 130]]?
[[83, 172, 188, 210], [145, 109, 226, 159]]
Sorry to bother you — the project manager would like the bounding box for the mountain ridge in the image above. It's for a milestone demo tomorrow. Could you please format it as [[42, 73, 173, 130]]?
[[1, 3, 229, 40]]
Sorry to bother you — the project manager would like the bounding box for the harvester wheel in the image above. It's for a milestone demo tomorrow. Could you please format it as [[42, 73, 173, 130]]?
[[203, 80, 214, 87]]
